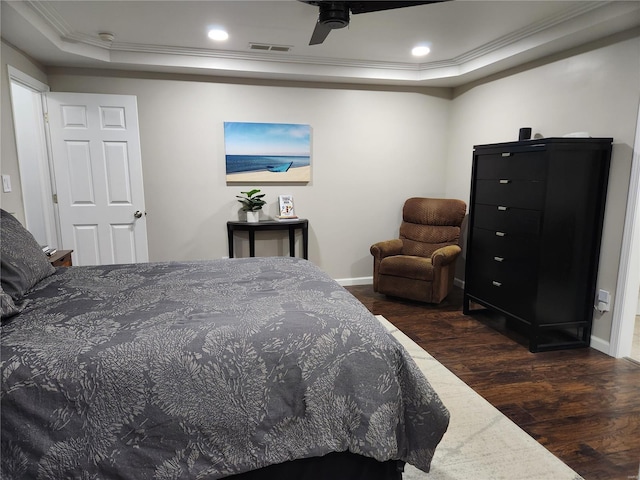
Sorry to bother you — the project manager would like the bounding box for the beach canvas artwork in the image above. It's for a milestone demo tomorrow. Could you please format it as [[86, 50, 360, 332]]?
[[224, 122, 311, 182]]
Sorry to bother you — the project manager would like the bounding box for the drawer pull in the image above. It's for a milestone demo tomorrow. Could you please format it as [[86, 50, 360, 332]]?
[[497, 206, 508, 211], [494, 256, 504, 262], [492, 281, 502, 287], [501, 153, 511, 157], [495, 231, 506, 237], [499, 179, 511, 184]]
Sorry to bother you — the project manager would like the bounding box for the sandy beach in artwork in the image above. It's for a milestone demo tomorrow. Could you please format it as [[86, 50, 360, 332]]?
[[226, 165, 311, 183]]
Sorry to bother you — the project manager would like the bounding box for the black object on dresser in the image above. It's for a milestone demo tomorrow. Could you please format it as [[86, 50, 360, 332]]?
[[463, 137, 613, 352]]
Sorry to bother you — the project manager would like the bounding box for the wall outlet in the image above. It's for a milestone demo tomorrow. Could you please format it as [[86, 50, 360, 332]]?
[[596, 289, 611, 313]]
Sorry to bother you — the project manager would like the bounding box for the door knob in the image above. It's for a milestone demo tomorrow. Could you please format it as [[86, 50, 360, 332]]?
[[134, 210, 143, 219]]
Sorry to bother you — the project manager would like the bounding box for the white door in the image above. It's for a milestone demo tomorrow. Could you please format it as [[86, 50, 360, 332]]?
[[46, 93, 148, 265], [8, 67, 57, 249]]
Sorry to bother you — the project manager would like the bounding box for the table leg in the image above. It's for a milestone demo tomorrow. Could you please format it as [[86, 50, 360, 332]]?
[[227, 226, 234, 258], [249, 230, 256, 257], [302, 224, 308, 259], [288, 227, 296, 257]]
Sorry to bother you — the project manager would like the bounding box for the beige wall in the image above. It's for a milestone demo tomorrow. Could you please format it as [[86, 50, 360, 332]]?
[[445, 31, 640, 346], [1, 41, 48, 223], [44, 72, 452, 279]]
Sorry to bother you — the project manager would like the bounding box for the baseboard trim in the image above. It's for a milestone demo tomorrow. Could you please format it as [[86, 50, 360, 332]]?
[[589, 335, 610, 355], [336, 276, 373, 287]]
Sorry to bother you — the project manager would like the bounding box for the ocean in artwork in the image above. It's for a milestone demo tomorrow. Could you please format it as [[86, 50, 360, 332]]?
[[225, 155, 310, 174]]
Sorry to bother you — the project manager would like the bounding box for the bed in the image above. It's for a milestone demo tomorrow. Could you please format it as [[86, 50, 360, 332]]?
[[0, 209, 449, 479]]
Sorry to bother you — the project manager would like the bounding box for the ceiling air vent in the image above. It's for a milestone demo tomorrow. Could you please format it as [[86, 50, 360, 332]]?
[[249, 43, 292, 53]]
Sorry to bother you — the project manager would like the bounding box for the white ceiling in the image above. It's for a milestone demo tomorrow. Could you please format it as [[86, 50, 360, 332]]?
[[2, 0, 640, 87]]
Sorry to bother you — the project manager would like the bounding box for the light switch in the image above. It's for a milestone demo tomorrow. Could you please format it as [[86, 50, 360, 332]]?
[[2, 175, 12, 193]]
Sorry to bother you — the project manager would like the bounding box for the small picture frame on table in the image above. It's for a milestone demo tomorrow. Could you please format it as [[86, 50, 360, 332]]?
[[277, 195, 297, 219]]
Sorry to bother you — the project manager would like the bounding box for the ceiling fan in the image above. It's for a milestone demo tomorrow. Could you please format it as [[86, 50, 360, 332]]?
[[301, 1, 448, 45]]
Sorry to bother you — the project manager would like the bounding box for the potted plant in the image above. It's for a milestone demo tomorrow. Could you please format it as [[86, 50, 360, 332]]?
[[236, 189, 266, 223]]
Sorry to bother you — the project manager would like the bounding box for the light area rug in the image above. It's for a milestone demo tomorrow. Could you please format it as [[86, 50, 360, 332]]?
[[375, 315, 584, 480]]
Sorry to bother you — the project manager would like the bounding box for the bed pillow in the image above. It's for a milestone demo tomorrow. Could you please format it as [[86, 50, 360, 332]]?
[[0, 209, 55, 300]]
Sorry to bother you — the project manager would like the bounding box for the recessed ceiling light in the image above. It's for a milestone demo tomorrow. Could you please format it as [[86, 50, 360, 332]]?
[[412, 45, 431, 57], [208, 28, 229, 41]]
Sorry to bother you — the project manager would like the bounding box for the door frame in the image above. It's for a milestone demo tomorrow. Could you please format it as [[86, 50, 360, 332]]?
[[7, 65, 60, 247], [610, 100, 640, 358]]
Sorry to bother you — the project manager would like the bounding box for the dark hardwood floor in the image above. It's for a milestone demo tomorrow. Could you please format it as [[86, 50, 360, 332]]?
[[346, 284, 640, 480]]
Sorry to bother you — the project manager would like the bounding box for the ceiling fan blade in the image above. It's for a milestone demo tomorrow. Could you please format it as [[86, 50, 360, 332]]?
[[348, 1, 447, 15], [308, 2, 350, 45], [309, 21, 333, 45], [303, 0, 445, 45]]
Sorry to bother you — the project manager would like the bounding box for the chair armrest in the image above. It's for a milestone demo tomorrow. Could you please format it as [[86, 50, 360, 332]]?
[[431, 245, 462, 267], [370, 239, 403, 260]]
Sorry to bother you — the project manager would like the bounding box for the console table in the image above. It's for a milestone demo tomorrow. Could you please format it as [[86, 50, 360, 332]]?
[[227, 219, 309, 259]]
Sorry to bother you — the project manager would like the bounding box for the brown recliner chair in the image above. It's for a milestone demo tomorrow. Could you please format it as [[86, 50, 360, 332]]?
[[370, 197, 466, 303]]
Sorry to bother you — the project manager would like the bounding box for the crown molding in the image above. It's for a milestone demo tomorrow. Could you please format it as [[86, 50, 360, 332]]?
[[9, 0, 640, 86]]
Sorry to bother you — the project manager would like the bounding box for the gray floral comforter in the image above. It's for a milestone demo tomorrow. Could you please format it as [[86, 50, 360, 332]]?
[[1, 257, 449, 479]]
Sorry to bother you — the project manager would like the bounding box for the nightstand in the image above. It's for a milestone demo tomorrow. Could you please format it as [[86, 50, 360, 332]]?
[[48, 250, 73, 267]]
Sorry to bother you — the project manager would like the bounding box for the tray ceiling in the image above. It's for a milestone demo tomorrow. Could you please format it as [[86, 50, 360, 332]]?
[[2, 0, 639, 87]]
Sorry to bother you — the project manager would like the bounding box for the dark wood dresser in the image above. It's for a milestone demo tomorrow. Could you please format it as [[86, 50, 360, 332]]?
[[463, 137, 612, 352]]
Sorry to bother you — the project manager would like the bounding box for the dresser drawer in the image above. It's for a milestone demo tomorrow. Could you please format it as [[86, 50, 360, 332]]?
[[474, 179, 545, 210], [466, 270, 536, 321], [475, 151, 547, 180], [473, 204, 541, 235], [469, 227, 539, 264], [467, 227, 538, 320], [469, 254, 534, 284]]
